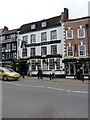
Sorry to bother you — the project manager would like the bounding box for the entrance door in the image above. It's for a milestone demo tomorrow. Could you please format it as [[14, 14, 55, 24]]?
[[70, 64, 74, 75]]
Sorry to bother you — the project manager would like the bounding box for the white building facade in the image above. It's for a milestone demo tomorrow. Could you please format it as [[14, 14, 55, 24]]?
[[17, 8, 68, 77]]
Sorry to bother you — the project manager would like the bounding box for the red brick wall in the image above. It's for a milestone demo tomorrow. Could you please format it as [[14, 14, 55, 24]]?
[[64, 19, 90, 57]]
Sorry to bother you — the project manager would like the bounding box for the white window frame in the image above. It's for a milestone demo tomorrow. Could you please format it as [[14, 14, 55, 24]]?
[[31, 34, 36, 43], [41, 21, 46, 27], [41, 32, 47, 42], [31, 24, 36, 30], [51, 30, 57, 40], [30, 48, 35, 56], [51, 45, 57, 54], [78, 45, 86, 56], [77, 28, 85, 38], [66, 30, 73, 39], [41, 46, 47, 56], [67, 46, 74, 57]]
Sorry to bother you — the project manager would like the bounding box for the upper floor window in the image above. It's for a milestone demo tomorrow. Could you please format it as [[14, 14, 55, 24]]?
[[51, 45, 57, 54], [31, 24, 36, 30], [41, 46, 47, 56], [66, 30, 73, 39], [12, 43, 16, 51], [41, 21, 47, 27], [30, 48, 35, 56], [77, 28, 85, 38], [51, 30, 57, 40], [67, 46, 74, 57], [78, 45, 86, 56], [22, 35, 27, 43], [31, 34, 36, 43], [41, 32, 47, 42], [22, 48, 27, 57]]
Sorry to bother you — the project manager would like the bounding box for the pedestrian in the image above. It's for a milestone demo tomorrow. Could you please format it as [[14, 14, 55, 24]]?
[[22, 71, 25, 78], [37, 68, 43, 79], [50, 73, 52, 80], [52, 69, 55, 79], [76, 69, 80, 80], [80, 67, 84, 82]]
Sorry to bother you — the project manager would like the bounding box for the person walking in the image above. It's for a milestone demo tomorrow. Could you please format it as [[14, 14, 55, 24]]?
[[80, 67, 84, 82], [76, 69, 80, 80], [52, 69, 55, 79], [37, 68, 43, 79]]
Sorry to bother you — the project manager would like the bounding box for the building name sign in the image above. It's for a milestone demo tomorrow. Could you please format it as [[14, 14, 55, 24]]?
[[27, 40, 61, 47]]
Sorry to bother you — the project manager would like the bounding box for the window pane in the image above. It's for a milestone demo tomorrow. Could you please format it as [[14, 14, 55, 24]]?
[[31, 34, 36, 43], [22, 36, 27, 43], [31, 60, 36, 70], [22, 48, 27, 57], [78, 29, 85, 38], [49, 59, 55, 70], [66, 30, 73, 39], [56, 59, 60, 70], [67, 46, 74, 56], [51, 45, 57, 54], [31, 48, 35, 56], [51, 30, 57, 40], [41, 32, 47, 42], [79, 45, 85, 56], [41, 47, 47, 56]]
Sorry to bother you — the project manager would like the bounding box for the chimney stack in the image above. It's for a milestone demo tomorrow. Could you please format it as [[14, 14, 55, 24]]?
[[61, 8, 69, 22]]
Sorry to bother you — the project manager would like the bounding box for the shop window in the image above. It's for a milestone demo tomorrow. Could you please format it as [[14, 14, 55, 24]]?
[[49, 59, 55, 70], [56, 59, 60, 70], [37, 60, 41, 70], [31, 60, 36, 70]]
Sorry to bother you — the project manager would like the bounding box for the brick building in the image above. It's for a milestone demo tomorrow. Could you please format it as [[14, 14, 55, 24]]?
[[63, 16, 90, 79]]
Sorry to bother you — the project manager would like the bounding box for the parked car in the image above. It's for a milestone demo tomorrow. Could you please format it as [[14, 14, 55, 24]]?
[[0, 67, 20, 81]]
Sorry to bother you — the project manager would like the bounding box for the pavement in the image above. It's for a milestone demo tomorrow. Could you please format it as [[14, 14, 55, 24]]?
[[20, 76, 90, 84]]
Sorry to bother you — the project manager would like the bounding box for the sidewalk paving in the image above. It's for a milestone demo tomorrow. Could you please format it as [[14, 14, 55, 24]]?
[[20, 76, 90, 84]]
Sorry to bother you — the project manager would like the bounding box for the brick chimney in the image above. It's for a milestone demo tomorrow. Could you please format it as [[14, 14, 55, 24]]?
[[61, 8, 69, 22], [3, 26, 8, 31]]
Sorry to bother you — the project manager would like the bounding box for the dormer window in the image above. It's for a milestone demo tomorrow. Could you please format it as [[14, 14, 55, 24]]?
[[41, 21, 46, 27], [31, 24, 36, 30]]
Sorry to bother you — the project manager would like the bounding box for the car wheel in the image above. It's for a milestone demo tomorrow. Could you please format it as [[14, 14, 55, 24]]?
[[3, 75, 8, 81]]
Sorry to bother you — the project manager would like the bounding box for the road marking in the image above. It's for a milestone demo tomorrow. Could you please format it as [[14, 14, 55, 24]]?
[[3, 82, 88, 94]]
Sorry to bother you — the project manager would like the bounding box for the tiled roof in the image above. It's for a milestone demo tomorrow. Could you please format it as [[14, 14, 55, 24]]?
[[19, 15, 61, 34], [2, 28, 18, 35], [65, 16, 90, 22]]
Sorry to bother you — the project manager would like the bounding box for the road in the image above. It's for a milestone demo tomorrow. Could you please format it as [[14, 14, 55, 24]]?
[[2, 78, 88, 118]]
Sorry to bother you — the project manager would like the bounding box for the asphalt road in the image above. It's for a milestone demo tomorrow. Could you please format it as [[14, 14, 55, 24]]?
[[2, 78, 88, 118]]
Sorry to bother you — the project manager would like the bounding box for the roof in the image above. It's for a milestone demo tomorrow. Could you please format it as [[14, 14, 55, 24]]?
[[19, 15, 61, 34], [2, 28, 19, 36], [65, 16, 90, 22]]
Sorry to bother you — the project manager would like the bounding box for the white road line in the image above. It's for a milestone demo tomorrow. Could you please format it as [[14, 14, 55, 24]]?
[[3, 82, 88, 94], [72, 91, 88, 94]]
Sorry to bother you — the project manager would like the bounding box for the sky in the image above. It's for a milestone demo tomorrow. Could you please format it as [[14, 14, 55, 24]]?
[[0, 0, 89, 30]]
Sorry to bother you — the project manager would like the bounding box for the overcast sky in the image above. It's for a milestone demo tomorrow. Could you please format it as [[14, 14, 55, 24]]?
[[0, 0, 89, 30]]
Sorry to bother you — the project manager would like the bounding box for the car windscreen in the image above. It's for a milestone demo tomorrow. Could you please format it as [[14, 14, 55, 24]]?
[[2, 68, 14, 72]]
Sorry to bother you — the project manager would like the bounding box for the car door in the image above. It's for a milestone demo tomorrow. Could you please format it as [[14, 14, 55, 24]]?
[[0, 69, 3, 80]]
